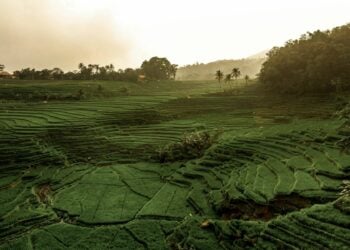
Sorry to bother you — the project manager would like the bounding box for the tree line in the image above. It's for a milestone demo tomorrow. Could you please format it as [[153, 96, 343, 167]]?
[[9, 57, 178, 82], [259, 23, 350, 94]]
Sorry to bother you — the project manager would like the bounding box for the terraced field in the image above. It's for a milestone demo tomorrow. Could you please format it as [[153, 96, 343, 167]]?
[[0, 80, 349, 249]]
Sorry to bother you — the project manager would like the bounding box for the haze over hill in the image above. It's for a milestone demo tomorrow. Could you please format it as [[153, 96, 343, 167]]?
[[176, 52, 267, 80], [247, 49, 270, 59], [1, 0, 350, 72]]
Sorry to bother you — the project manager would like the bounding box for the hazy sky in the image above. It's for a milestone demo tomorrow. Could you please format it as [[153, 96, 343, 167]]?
[[0, 0, 349, 71]]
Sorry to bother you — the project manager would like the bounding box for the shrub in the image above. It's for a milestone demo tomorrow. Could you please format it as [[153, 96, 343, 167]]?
[[119, 87, 129, 95], [334, 180, 350, 213], [157, 131, 219, 162]]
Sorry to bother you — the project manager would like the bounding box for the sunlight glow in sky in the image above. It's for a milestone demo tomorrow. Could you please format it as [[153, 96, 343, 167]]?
[[1, 0, 349, 71]]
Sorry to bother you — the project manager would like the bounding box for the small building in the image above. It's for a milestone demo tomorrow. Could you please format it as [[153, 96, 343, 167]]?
[[0, 71, 14, 79], [138, 74, 146, 82]]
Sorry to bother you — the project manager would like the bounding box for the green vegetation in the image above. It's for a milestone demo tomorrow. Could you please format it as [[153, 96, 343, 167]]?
[[10, 57, 177, 82], [231, 67, 241, 81], [0, 78, 349, 249], [260, 23, 350, 94], [244, 75, 250, 85], [215, 67, 245, 91], [141, 57, 178, 80], [157, 131, 219, 162], [224, 73, 232, 84], [2, 22, 350, 249], [215, 70, 224, 83]]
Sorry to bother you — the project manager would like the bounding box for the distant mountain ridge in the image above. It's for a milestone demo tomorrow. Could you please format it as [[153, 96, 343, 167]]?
[[246, 49, 269, 59], [176, 51, 268, 80]]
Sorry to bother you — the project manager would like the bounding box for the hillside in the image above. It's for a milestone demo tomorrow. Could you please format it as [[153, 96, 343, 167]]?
[[0, 80, 350, 249], [176, 57, 266, 80]]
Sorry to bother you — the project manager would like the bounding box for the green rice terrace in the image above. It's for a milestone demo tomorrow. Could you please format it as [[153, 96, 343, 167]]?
[[0, 80, 350, 249]]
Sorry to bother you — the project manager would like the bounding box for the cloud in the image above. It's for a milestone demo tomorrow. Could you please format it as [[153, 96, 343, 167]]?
[[0, 0, 132, 72]]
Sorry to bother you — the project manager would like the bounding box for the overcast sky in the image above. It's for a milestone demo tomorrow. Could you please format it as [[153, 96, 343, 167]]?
[[0, 0, 349, 71]]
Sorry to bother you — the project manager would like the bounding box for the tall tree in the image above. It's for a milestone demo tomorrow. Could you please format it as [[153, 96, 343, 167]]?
[[244, 75, 250, 85], [109, 64, 115, 72], [141, 57, 174, 80], [39, 69, 51, 80], [170, 64, 178, 80], [94, 64, 100, 75], [0, 64, 4, 71], [52, 68, 64, 80], [78, 63, 85, 71], [231, 67, 241, 88], [78, 63, 90, 80], [231, 68, 241, 80], [225, 73, 232, 84], [215, 70, 224, 83], [99, 66, 107, 80]]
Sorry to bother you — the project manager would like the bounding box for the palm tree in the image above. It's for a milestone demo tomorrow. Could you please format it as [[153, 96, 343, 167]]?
[[91, 65, 100, 80], [86, 64, 94, 80], [78, 63, 87, 80], [78, 63, 85, 72], [225, 74, 232, 87], [93, 64, 100, 75], [244, 75, 250, 85], [215, 70, 224, 83], [170, 64, 178, 80], [231, 67, 241, 86], [215, 70, 224, 90], [109, 64, 115, 72]]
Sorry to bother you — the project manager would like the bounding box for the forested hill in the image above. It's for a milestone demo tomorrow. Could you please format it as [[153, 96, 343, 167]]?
[[260, 23, 350, 94], [176, 57, 266, 80]]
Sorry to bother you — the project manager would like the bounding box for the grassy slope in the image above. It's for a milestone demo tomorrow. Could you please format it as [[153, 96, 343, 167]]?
[[0, 80, 349, 249]]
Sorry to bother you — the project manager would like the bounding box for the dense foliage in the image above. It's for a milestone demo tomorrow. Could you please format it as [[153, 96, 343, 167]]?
[[12, 64, 141, 82], [141, 57, 177, 80], [9, 57, 177, 82], [157, 131, 218, 162], [259, 24, 350, 94]]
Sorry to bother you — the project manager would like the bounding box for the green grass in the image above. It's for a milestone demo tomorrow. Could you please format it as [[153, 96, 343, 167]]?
[[0, 80, 349, 249]]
